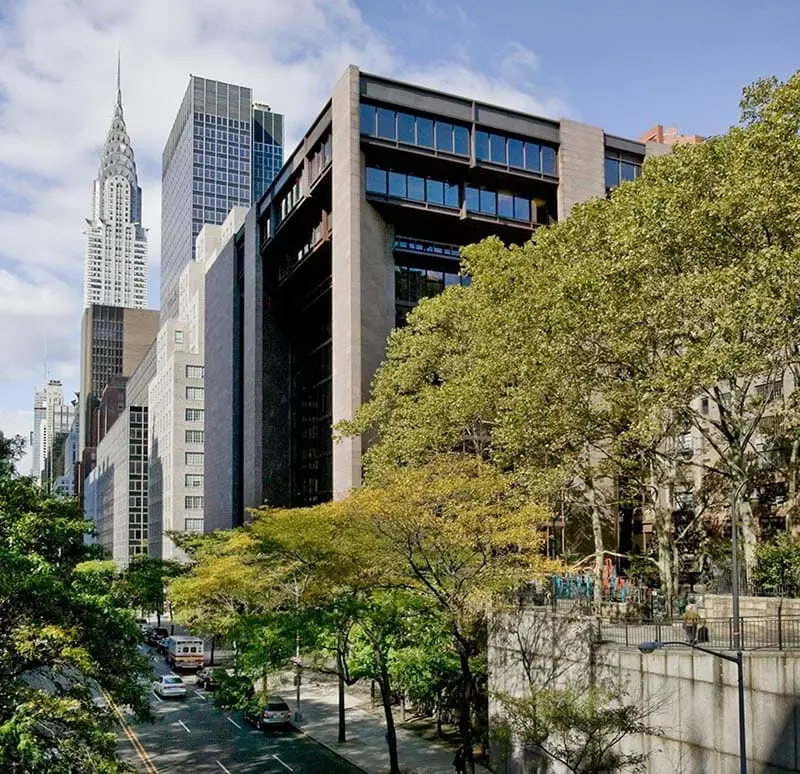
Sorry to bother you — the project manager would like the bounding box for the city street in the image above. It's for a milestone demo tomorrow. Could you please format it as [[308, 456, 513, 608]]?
[[117, 648, 363, 774]]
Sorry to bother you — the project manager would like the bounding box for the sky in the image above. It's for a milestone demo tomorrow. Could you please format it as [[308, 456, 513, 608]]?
[[0, 0, 798, 474]]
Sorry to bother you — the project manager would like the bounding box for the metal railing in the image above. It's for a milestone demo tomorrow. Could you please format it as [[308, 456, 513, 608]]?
[[598, 615, 800, 651]]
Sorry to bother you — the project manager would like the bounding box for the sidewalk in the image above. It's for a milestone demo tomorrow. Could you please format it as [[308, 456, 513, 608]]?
[[290, 677, 491, 774]]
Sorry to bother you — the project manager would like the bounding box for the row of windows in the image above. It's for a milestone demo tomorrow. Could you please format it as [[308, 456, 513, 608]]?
[[395, 266, 471, 305], [194, 112, 251, 130], [185, 430, 204, 444], [476, 131, 557, 176], [185, 408, 204, 421], [604, 154, 642, 191], [278, 179, 303, 223], [360, 103, 470, 156], [185, 496, 204, 509], [366, 166, 543, 224]]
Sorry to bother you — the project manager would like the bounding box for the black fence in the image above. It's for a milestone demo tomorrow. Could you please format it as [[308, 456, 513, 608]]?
[[598, 615, 800, 651]]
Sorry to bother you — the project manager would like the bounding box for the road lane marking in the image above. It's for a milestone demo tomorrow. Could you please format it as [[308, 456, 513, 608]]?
[[273, 755, 294, 772], [151, 691, 163, 703], [226, 716, 242, 729], [194, 690, 207, 700], [215, 762, 232, 774], [178, 720, 192, 734], [101, 689, 159, 774]]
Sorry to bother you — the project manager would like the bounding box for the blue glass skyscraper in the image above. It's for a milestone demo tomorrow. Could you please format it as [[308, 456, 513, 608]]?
[[161, 77, 283, 321]]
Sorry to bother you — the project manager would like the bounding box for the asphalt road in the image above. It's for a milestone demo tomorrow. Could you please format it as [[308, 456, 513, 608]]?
[[117, 647, 363, 774]]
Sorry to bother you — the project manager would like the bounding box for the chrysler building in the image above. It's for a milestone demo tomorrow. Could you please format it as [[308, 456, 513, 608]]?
[[83, 60, 148, 308]]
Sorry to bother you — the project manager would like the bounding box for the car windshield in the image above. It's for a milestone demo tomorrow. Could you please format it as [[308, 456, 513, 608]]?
[[267, 701, 289, 711], [164, 677, 183, 684]]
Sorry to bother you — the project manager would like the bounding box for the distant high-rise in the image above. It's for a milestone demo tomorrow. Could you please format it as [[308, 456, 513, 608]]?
[[160, 76, 283, 321], [83, 59, 148, 309], [31, 388, 46, 479]]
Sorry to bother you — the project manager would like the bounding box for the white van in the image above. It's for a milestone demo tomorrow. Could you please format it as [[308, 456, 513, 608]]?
[[165, 636, 204, 670]]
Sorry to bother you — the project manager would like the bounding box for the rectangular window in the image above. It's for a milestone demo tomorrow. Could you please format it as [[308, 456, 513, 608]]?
[[508, 138, 524, 168], [186, 365, 204, 379], [465, 186, 480, 212], [497, 191, 514, 219], [475, 131, 490, 161], [185, 430, 205, 444], [185, 518, 204, 533], [376, 107, 396, 140], [174, 330, 184, 344], [605, 158, 620, 190], [388, 171, 406, 198], [426, 179, 444, 205], [513, 196, 531, 222], [700, 396, 709, 415], [185, 452, 204, 466], [185, 408, 205, 421], [490, 134, 507, 164], [366, 167, 387, 194], [397, 112, 415, 144], [185, 474, 204, 488], [416, 117, 434, 148], [186, 386, 205, 401], [444, 183, 460, 208], [453, 126, 469, 156], [542, 146, 557, 175], [524, 142, 541, 172], [185, 496, 204, 509], [407, 176, 425, 202], [435, 122, 453, 153], [621, 161, 638, 182], [480, 189, 497, 215], [359, 104, 376, 135]]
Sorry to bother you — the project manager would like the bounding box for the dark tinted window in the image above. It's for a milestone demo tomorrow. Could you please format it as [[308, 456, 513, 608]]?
[[621, 161, 638, 181], [377, 108, 396, 139], [480, 189, 497, 215], [397, 113, 415, 144], [490, 134, 507, 164], [417, 117, 434, 147], [388, 171, 406, 198], [267, 701, 290, 711], [465, 186, 480, 211], [513, 196, 531, 222], [426, 179, 444, 205], [498, 192, 514, 219], [475, 131, 490, 160], [508, 138, 524, 168], [359, 104, 376, 136], [605, 158, 620, 189], [453, 126, 469, 155], [436, 122, 454, 153], [542, 146, 557, 175], [445, 183, 459, 208], [366, 167, 387, 194], [407, 176, 425, 201], [525, 142, 540, 172]]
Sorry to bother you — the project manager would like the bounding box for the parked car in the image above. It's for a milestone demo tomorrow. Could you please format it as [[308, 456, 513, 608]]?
[[196, 666, 223, 690], [146, 626, 169, 646], [243, 696, 293, 730], [152, 674, 187, 699]]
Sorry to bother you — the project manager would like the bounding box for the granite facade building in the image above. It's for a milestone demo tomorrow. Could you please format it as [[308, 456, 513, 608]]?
[[204, 66, 665, 531]]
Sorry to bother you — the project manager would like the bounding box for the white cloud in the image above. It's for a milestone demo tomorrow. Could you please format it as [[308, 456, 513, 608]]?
[[0, 0, 568, 413]]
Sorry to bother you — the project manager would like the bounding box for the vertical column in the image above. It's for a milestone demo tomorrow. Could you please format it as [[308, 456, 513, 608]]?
[[556, 119, 606, 219], [331, 66, 364, 499]]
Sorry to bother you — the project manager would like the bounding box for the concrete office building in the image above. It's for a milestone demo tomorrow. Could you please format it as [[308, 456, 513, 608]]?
[[78, 305, 159, 488], [148, 226, 215, 560], [203, 66, 666, 531], [160, 76, 283, 322], [83, 63, 148, 309]]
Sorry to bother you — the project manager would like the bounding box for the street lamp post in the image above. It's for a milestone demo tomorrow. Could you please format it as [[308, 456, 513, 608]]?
[[638, 640, 746, 774]]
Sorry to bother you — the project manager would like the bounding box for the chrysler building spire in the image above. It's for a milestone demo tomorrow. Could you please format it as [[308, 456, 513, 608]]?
[[82, 59, 148, 309]]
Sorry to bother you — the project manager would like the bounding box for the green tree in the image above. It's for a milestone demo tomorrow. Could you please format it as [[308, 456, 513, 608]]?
[[121, 556, 186, 628], [0, 432, 150, 772]]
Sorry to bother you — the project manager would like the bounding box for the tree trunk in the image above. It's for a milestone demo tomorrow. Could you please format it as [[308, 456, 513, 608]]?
[[337, 651, 347, 743], [376, 648, 401, 774], [655, 507, 675, 616], [436, 690, 443, 738], [740, 496, 759, 588], [586, 478, 605, 614], [787, 439, 800, 535], [457, 642, 476, 774], [210, 635, 216, 666]]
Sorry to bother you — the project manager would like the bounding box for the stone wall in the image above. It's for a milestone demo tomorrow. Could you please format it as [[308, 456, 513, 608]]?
[[489, 607, 800, 773], [701, 594, 800, 620]]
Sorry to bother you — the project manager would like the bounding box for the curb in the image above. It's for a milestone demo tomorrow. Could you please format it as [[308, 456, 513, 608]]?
[[296, 725, 372, 774]]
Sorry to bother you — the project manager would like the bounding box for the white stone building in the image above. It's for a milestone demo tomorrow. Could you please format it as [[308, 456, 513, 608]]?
[[83, 63, 147, 309]]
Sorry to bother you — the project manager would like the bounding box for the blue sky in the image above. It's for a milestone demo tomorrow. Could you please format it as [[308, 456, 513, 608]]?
[[0, 0, 797, 472]]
